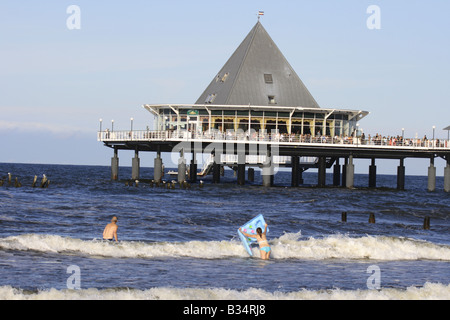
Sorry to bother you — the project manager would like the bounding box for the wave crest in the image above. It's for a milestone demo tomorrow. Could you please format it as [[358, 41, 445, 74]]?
[[1, 283, 449, 300], [0, 233, 449, 261]]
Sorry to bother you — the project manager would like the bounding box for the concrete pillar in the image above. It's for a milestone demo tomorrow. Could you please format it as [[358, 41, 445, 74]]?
[[369, 158, 377, 188], [132, 149, 140, 181], [212, 153, 221, 184], [444, 160, 450, 193], [154, 152, 163, 183], [178, 150, 186, 183], [189, 153, 197, 183], [299, 169, 304, 185], [342, 158, 348, 187], [346, 155, 354, 189], [237, 164, 245, 185], [237, 153, 246, 185], [248, 168, 255, 182], [428, 157, 436, 192], [397, 158, 405, 191], [111, 147, 119, 181], [318, 156, 326, 187], [262, 154, 273, 187], [333, 158, 340, 186], [291, 156, 300, 187]]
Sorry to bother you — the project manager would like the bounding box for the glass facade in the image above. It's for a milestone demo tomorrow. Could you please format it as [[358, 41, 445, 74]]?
[[157, 107, 360, 138]]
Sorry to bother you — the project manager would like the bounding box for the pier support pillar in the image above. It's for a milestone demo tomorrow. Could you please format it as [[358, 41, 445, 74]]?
[[111, 147, 119, 181], [237, 153, 246, 186], [154, 151, 163, 183], [178, 150, 187, 183], [333, 158, 340, 186], [397, 158, 405, 191], [342, 158, 348, 187], [369, 158, 377, 188], [444, 160, 450, 193], [212, 153, 221, 184], [190, 153, 197, 183], [428, 158, 436, 192], [299, 169, 304, 185], [346, 155, 355, 189], [291, 156, 300, 187], [318, 157, 326, 187], [248, 168, 255, 183], [132, 149, 140, 181], [262, 155, 273, 188]]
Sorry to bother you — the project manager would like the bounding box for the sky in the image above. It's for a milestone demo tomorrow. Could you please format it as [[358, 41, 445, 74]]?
[[0, 0, 449, 175]]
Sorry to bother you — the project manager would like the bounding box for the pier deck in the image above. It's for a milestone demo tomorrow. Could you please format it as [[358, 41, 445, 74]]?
[[98, 130, 450, 159]]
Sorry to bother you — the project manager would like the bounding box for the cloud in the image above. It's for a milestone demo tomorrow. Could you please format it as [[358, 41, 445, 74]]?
[[0, 120, 93, 137]]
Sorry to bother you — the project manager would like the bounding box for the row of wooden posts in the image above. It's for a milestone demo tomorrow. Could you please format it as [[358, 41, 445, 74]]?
[[0, 173, 50, 188], [341, 212, 432, 230]]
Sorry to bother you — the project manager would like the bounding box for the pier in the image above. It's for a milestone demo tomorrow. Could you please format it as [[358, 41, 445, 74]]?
[[98, 126, 450, 192], [98, 21, 450, 192]]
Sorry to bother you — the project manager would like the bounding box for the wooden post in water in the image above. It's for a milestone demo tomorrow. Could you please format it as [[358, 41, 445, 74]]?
[[423, 217, 431, 230], [40, 174, 48, 188], [341, 212, 347, 222], [32, 175, 38, 188], [369, 213, 376, 224]]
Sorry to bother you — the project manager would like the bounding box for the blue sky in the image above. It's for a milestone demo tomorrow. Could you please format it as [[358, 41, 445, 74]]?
[[0, 1, 449, 175]]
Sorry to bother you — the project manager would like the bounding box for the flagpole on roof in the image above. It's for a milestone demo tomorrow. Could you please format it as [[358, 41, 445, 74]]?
[[257, 11, 264, 21]]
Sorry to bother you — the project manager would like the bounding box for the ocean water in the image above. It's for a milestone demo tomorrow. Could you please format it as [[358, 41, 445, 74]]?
[[0, 163, 449, 300]]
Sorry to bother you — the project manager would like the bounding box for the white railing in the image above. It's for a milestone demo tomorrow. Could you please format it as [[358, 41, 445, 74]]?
[[98, 130, 450, 150]]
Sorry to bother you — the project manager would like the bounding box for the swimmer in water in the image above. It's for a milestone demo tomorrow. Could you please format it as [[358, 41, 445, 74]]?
[[240, 223, 271, 260], [103, 216, 119, 242]]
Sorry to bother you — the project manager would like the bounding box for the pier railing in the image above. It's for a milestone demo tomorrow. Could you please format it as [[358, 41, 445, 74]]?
[[98, 130, 450, 150]]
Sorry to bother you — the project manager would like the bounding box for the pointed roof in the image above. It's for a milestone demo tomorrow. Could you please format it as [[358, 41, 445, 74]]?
[[196, 21, 320, 108]]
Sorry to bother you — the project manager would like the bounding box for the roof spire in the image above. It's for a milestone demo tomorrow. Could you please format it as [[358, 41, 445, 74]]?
[[195, 20, 320, 108]]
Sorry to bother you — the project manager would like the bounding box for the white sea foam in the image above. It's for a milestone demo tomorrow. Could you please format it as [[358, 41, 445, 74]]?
[[1, 283, 449, 300], [0, 233, 449, 261]]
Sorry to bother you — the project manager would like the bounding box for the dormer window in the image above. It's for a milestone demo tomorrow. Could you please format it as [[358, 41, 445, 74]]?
[[221, 73, 229, 82], [264, 74, 273, 84], [205, 93, 217, 104], [268, 95, 276, 105]]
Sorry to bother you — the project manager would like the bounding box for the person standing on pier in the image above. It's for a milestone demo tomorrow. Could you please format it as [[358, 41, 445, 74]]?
[[103, 216, 119, 242]]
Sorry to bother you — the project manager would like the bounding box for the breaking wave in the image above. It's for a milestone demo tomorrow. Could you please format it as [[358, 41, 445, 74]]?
[[0, 233, 450, 261], [1, 283, 449, 300]]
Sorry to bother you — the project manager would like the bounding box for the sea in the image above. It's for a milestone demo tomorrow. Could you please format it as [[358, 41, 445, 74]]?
[[0, 162, 449, 300]]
